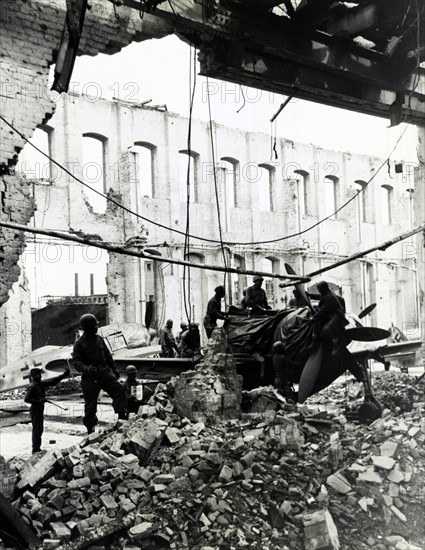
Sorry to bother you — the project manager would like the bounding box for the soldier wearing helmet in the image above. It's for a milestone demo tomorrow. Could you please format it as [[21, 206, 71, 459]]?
[[72, 313, 128, 433], [24, 366, 69, 453], [245, 276, 271, 312], [307, 281, 347, 354], [159, 319, 178, 358], [122, 364, 153, 414], [203, 285, 227, 338], [179, 323, 202, 362]]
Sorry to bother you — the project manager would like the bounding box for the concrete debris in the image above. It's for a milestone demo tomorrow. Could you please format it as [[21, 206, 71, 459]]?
[[0, 371, 423, 550]]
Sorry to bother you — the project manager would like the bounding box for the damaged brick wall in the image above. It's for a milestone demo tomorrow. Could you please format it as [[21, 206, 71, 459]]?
[[0, 0, 172, 307], [0, 174, 35, 304]]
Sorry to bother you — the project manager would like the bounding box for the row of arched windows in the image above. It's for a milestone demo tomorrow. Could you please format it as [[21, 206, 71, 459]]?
[[17, 128, 395, 226]]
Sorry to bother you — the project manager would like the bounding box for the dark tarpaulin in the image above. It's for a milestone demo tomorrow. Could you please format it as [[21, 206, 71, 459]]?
[[226, 308, 293, 356], [227, 306, 362, 398]]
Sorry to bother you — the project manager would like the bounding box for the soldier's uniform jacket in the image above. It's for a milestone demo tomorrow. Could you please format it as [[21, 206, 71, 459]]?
[[245, 285, 270, 309], [72, 334, 119, 382]]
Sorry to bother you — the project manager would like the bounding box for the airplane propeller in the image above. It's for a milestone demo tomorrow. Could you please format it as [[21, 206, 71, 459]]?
[[284, 263, 323, 404], [358, 303, 376, 319], [284, 263, 315, 314]]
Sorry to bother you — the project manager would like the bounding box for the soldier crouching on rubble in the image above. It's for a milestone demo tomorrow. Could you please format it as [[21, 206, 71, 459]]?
[[179, 323, 203, 363], [307, 281, 347, 355], [122, 365, 154, 414], [25, 367, 70, 453], [72, 313, 128, 434]]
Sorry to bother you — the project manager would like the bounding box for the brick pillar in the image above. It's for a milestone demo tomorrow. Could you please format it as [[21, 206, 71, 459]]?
[[173, 328, 242, 422]]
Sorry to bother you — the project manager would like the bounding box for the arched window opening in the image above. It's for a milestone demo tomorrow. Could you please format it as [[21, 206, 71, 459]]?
[[179, 150, 199, 203], [131, 142, 155, 202], [294, 169, 311, 215], [258, 164, 275, 212], [354, 179, 368, 224], [381, 184, 393, 226], [82, 134, 107, 213], [324, 175, 339, 219], [221, 157, 239, 209], [17, 127, 53, 183]]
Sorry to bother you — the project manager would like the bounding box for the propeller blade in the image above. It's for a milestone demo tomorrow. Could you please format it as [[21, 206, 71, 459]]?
[[284, 263, 315, 314], [358, 303, 376, 319], [345, 327, 390, 342], [298, 344, 323, 404]]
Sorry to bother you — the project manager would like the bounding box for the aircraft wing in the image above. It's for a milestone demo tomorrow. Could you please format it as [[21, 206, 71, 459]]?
[[112, 344, 162, 364], [0, 345, 72, 392], [349, 340, 422, 363]]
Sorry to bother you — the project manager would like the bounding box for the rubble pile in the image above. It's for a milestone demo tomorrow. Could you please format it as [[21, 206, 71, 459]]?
[[2, 371, 423, 550], [308, 371, 424, 416]]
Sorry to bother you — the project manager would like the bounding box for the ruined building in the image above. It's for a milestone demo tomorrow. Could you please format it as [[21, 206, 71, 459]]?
[[0, 1, 423, 364], [2, 90, 420, 361]]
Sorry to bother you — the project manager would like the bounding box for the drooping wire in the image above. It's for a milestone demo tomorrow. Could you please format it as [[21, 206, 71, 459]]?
[[0, 77, 416, 248], [182, 42, 198, 326], [206, 75, 229, 298]]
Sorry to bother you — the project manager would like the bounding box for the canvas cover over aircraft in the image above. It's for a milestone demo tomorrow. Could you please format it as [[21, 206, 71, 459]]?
[[0, 322, 192, 393], [226, 264, 422, 423]]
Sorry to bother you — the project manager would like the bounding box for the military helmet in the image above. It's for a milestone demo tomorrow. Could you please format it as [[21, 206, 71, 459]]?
[[80, 313, 98, 330], [126, 365, 137, 374]]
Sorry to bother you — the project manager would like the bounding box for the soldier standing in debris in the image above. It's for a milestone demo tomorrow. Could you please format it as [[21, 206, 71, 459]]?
[[176, 321, 189, 354], [180, 323, 203, 362], [122, 365, 154, 414], [72, 313, 128, 434], [159, 319, 178, 357], [24, 367, 70, 453], [204, 285, 227, 338], [245, 276, 271, 312], [307, 281, 347, 354]]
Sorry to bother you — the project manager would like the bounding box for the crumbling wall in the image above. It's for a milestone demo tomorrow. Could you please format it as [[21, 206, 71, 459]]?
[[0, 173, 35, 304], [0, 271, 32, 365], [0, 0, 172, 307]]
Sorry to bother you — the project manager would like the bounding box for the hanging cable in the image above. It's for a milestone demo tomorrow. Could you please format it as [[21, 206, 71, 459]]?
[[236, 85, 246, 114], [206, 75, 228, 293], [1, 86, 415, 248], [182, 42, 198, 325]]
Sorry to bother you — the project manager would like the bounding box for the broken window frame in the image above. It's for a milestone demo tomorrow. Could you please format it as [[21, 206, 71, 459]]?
[[82, 133, 108, 214]]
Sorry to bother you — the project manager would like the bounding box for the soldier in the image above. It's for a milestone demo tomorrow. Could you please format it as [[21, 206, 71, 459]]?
[[24, 367, 69, 453], [159, 319, 178, 357], [180, 323, 203, 361], [122, 365, 154, 414], [176, 321, 189, 354], [245, 276, 271, 312], [307, 281, 347, 354], [204, 285, 227, 338], [289, 289, 304, 308], [72, 313, 128, 434]]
